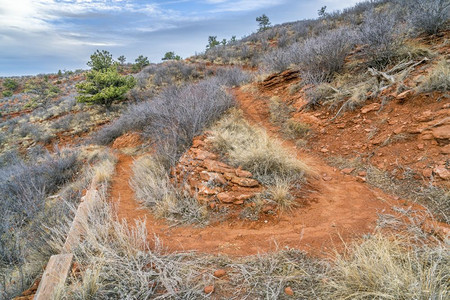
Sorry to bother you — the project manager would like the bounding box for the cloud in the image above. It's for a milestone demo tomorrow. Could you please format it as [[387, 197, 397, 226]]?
[[207, 0, 286, 13]]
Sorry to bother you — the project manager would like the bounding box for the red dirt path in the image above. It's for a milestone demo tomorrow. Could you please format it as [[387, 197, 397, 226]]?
[[109, 88, 426, 258]]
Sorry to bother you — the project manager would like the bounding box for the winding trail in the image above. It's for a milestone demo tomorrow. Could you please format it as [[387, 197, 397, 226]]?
[[109, 87, 414, 258]]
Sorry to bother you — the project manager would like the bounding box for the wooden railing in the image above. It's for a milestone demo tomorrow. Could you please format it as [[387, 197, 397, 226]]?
[[33, 188, 99, 300]]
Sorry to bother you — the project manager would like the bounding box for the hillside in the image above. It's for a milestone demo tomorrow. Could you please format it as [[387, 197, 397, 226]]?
[[1, 0, 449, 299]]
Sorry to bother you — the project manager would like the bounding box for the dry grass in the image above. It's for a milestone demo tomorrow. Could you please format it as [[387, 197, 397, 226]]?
[[265, 179, 296, 211], [209, 109, 309, 185], [54, 194, 214, 299], [282, 119, 310, 139], [228, 249, 328, 299], [268, 96, 293, 124], [328, 234, 449, 299], [418, 59, 450, 92], [131, 155, 209, 226]]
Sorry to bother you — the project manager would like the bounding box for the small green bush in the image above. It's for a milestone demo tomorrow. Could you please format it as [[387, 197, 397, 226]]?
[[76, 67, 136, 107], [3, 78, 18, 92]]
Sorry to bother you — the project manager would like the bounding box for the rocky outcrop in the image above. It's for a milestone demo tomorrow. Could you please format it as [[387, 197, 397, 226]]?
[[171, 135, 262, 206]]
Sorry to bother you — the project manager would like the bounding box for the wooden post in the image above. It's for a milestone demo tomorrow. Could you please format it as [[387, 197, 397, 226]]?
[[33, 254, 73, 300]]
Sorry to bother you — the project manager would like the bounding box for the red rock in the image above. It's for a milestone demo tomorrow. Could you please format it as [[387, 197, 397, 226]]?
[[236, 193, 257, 201], [356, 176, 366, 183], [198, 185, 220, 196], [322, 174, 332, 181], [337, 123, 345, 129], [204, 285, 214, 294], [262, 205, 275, 213], [414, 110, 433, 122], [192, 148, 217, 160], [231, 176, 259, 187], [284, 287, 294, 296], [433, 166, 450, 180], [200, 171, 227, 185], [209, 202, 216, 209], [440, 144, 450, 154], [358, 171, 367, 177], [235, 168, 252, 178], [396, 89, 414, 100], [432, 125, 450, 140], [361, 103, 381, 114], [421, 133, 434, 140], [422, 168, 433, 178], [192, 139, 204, 148], [341, 168, 355, 175], [320, 148, 329, 153], [203, 159, 234, 174], [234, 200, 244, 205], [393, 126, 404, 134], [217, 192, 235, 203], [213, 269, 226, 278]]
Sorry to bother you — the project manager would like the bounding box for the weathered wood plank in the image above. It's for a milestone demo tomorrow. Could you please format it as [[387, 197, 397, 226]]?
[[62, 189, 99, 253], [33, 253, 73, 300]]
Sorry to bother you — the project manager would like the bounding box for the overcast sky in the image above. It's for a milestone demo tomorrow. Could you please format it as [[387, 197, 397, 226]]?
[[0, 0, 360, 76]]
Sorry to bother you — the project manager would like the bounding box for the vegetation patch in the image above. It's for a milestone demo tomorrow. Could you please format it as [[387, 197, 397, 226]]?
[[209, 109, 308, 185]]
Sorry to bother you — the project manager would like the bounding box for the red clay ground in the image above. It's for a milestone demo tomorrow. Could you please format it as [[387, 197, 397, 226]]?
[[109, 87, 444, 258]]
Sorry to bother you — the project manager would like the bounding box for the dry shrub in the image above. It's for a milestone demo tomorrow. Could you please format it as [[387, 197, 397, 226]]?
[[418, 60, 450, 92]]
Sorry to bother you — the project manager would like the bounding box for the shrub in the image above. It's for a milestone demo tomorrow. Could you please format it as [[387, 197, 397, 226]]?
[[297, 27, 354, 83], [0, 149, 79, 281], [262, 46, 300, 73], [407, 0, 449, 35], [2, 90, 13, 98], [418, 59, 450, 92], [358, 10, 404, 67], [92, 77, 234, 166], [162, 51, 182, 61], [269, 96, 293, 124], [87, 49, 114, 71], [215, 67, 252, 86], [3, 78, 18, 92], [133, 55, 150, 71], [76, 67, 136, 107]]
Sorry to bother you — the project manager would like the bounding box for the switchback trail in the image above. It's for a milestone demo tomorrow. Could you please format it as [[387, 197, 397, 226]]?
[[108, 87, 419, 258]]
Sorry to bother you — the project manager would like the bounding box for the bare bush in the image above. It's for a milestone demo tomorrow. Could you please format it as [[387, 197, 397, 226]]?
[[0, 148, 80, 298], [298, 27, 355, 84], [358, 9, 405, 67], [215, 67, 252, 86], [93, 78, 234, 167], [262, 45, 301, 73], [407, 0, 449, 35]]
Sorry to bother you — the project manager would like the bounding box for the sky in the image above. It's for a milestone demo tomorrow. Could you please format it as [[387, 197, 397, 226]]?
[[0, 0, 360, 76]]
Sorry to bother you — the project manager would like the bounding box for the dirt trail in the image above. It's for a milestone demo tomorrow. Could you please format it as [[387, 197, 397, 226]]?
[[107, 87, 426, 258]]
